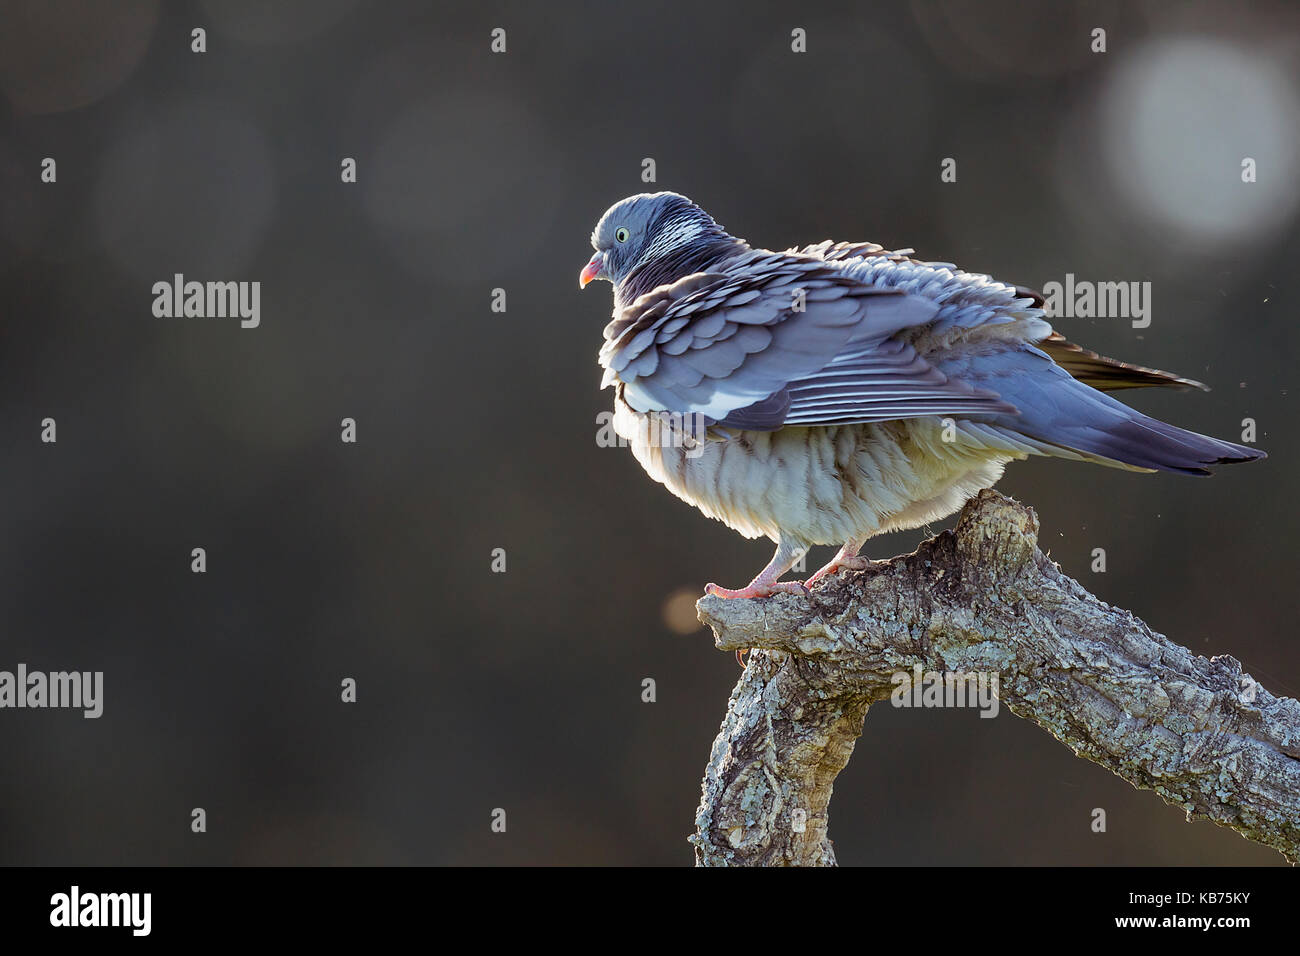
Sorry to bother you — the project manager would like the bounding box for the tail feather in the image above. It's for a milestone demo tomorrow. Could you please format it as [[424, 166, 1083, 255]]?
[[1068, 411, 1264, 476], [1038, 333, 1209, 392], [952, 346, 1266, 476]]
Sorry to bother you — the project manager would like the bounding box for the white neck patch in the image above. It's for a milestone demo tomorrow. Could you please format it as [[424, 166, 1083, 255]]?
[[632, 217, 706, 271]]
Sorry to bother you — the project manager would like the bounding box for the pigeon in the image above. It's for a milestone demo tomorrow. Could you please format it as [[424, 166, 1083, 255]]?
[[580, 191, 1265, 604]]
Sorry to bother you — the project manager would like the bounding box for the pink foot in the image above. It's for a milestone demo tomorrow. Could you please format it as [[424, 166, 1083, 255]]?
[[704, 580, 810, 600], [806, 556, 875, 588]]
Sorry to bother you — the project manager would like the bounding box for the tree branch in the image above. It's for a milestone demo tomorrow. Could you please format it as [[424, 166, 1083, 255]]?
[[689, 490, 1300, 866]]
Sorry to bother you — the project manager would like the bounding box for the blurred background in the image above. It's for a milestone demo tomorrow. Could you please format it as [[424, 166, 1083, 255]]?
[[0, 0, 1296, 865]]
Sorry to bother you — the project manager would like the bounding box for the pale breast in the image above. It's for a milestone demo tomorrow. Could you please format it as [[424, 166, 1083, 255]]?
[[613, 397, 1018, 548]]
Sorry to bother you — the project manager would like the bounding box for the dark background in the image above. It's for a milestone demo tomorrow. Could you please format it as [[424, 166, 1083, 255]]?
[[0, 0, 1296, 865]]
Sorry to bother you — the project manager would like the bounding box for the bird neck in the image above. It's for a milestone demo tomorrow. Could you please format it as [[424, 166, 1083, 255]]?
[[615, 235, 748, 307]]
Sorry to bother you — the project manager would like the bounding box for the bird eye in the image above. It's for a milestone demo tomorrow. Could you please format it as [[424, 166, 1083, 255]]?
[[615, 227, 630, 243]]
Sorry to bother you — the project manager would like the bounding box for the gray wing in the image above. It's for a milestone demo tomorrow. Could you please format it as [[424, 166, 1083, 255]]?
[[599, 252, 1018, 431]]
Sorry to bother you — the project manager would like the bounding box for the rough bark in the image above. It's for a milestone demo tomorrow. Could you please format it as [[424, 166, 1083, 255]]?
[[689, 490, 1300, 866]]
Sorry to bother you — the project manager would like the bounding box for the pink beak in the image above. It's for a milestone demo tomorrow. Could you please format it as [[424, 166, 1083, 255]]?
[[579, 251, 605, 289]]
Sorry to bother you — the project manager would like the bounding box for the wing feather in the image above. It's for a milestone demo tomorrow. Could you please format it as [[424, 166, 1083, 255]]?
[[599, 251, 1020, 431]]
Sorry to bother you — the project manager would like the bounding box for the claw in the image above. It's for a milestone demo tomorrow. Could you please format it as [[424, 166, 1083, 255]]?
[[806, 556, 874, 589], [736, 649, 748, 667]]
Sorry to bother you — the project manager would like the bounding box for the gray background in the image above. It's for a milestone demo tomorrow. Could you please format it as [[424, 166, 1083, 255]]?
[[0, 0, 1296, 864]]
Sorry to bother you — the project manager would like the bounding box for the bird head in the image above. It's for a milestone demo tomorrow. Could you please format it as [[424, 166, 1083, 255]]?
[[579, 191, 729, 293]]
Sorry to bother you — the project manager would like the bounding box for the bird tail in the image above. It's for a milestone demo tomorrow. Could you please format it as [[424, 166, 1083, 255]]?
[[1037, 333, 1210, 392], [956, 347, 1265, 476]]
